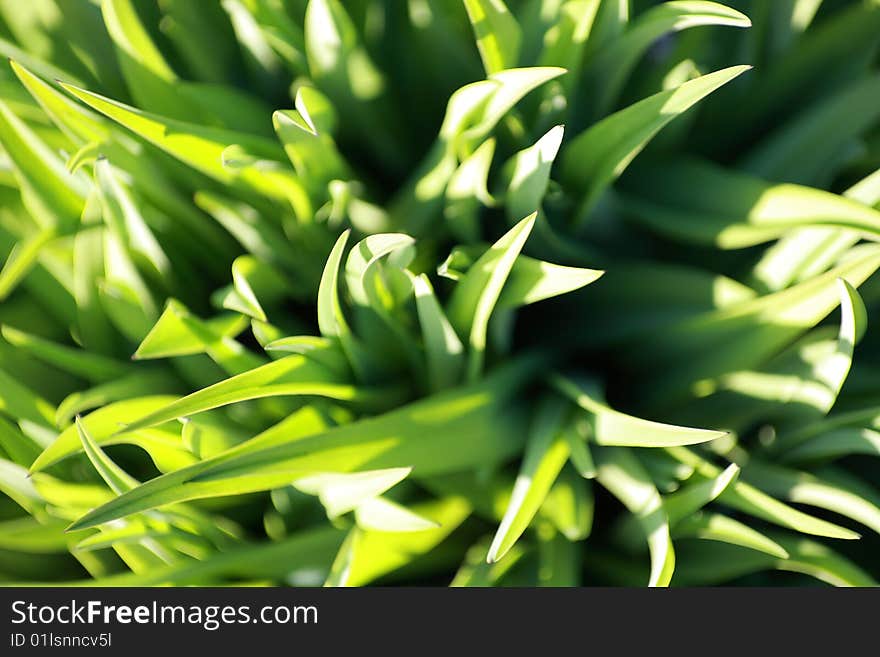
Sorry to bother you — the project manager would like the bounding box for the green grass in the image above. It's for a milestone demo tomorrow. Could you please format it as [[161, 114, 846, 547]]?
[[0, 0, 878, 587]]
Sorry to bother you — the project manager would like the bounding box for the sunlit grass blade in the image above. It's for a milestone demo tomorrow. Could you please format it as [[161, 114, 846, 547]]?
[[674, 535, 876, 587], [464, 0, 522, 76], [115, 355, 400, 433], [623, 158, 880, 248], [561, 65, 750, 227], [101, 0, 193, 120], [446, 138, 496, 242], [781, 427, 880, 465], [488, 396, 569, 562], [0, 96, 88, 228], [0, 228, 57, 302], [743, 461, 880, 536], [353, 498, 440, 533], [292, 467, 412, 518], [552, 373, 726, 447], [66, 357, 539, 529], [344, 233, 415, 307], [344, 497, 472, 586], [672, 512, 790, 559], [665, 463, 740, 525], [55, 370, 182, 427], [75, 416, 138, 494], [631, 248, 880, 406], [586, 1, 751, 117], [595, 446, 675, 587], [681, 278, 866, 430], [409, 273, 465, 392], [667, 447, 859, 540], [30, 396, 191, 473], [59, 83, 284, 186], [447, 213, 536, 380], [502, 125, 564, 224]]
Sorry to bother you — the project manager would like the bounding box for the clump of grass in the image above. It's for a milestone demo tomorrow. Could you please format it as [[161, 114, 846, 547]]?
[[0, 0, 878, 587]]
